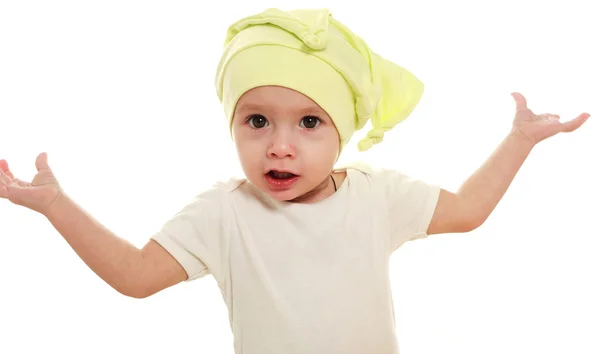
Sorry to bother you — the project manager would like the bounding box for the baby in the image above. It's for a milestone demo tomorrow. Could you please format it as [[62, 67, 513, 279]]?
[[0, 8, 590, 354]]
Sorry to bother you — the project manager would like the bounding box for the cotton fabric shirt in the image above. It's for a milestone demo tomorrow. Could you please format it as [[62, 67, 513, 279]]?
[[151, 162, 441, 354]]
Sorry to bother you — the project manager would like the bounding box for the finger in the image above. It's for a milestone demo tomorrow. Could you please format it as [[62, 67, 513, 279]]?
[[14, 178, 30, 188], [538, 113, 560, 123], [0, 176, 19, 199], [511, 92, 528, 111], [4, 182, 27, 203], [0, 169, 11, 183], [0, 168, 31, 188], [0, 160, 16, 180], [561, 113, 590, 133], [35, 152, 51, 172]]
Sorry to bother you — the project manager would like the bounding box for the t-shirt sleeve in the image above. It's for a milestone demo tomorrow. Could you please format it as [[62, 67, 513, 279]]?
[[376, 168, 441, 252], [150, 187, 226, 282]]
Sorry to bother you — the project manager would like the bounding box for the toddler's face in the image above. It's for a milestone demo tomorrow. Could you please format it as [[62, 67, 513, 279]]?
[[231, 86, 340, 203]]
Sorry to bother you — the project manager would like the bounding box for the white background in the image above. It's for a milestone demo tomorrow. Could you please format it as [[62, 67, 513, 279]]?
[[1, 1, 598, 353]]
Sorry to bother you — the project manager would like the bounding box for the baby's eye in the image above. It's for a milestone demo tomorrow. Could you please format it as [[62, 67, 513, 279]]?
[[300, 116, 321, 129], [247, 114, 268, 129]]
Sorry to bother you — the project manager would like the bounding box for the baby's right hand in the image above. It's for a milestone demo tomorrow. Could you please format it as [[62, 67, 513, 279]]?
[[0, 152, 63, 215]]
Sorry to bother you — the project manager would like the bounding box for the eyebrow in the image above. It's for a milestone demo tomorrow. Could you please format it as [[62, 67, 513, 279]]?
[[235, 103, 325, 115], [235, 103, 264, 113]]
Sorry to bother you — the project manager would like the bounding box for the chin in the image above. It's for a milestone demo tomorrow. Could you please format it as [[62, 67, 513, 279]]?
[[263, 186, 303, 202], [273, 194, 298, 202], [256, 180, 308, 202]]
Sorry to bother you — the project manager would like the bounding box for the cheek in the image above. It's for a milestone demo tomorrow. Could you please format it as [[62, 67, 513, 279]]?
[[233, 135, 264, 174], [304, 131, 339, 170], [318, 129, 340, 158]]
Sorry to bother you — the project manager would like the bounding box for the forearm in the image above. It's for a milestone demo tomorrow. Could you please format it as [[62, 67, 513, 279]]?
[[43, 192, 144, 298], [457, 131, 535, 225]]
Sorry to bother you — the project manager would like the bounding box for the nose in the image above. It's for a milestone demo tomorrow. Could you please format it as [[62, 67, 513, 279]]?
[[267, 130, 296, 159]]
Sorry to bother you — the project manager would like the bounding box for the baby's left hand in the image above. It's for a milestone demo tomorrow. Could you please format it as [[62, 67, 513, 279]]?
[[510, 92, 590, 145]]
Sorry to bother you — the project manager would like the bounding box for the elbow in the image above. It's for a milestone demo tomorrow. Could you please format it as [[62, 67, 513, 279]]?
[[120, 253, 154, 299], [125, 283, 156, 299], [464, 214, 486, 232], [125, 289, 149, 299], [448, 219, 480, 234], [113, 286, 144, 299], [120, 288, 151, 299], [113, 280, 152, 299], [462, 220, 480, 233]]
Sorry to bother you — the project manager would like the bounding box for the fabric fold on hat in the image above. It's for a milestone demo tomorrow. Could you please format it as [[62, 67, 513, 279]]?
[[215, 8, 424, 151]]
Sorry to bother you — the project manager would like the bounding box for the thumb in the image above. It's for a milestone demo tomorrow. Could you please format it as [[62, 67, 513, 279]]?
[[511, 92, 528, 111], [35, 152, 51, 172]]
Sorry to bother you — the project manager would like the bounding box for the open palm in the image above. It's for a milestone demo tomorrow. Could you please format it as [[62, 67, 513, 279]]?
[[511, 92, 590, 145], [0, 152, 63, 214]]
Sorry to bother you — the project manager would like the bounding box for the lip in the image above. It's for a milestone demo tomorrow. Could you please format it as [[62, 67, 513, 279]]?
[[264, 168, 299, 175], [264, 172, 300, 191]]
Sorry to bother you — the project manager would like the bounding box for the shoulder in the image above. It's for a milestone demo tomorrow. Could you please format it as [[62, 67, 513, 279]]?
[[195, 176, 270, 209], [212, 176, 247, 194], [335, 160, 411, 185], [194, 176, 248, 198], [176, 177, 246, 213], [336, 161, 439, 203], [335, 160, 378, 181]]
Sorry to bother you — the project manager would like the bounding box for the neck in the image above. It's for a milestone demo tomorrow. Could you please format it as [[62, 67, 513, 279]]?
[[289, 174, 335, 203]]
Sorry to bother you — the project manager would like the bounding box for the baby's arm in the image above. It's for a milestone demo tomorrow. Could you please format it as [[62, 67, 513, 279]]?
[[45, 192, 187, 298], [427, 132, 533, 235], [427, 93, 589, 236]]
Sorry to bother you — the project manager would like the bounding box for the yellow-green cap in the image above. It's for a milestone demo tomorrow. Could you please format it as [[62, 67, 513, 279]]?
[[215, 8, 424, 151]]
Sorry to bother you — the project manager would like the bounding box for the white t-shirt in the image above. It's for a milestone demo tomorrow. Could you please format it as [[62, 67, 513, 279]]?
[[151, 162, 441, 354]]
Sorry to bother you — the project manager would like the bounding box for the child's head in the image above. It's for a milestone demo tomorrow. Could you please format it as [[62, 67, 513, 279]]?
[[215, 8, 425, 201], [231, 85, 342, 202]]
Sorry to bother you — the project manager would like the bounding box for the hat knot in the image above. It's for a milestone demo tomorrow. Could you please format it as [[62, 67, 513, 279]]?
[[301, 28, 328, 50], [357, 128, 386, 151]]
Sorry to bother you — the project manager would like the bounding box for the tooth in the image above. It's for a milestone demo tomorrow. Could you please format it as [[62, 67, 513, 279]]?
[[272, 171, 293, 178]]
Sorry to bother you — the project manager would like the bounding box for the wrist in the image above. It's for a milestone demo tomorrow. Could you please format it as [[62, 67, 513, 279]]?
[[43, 188, 68, 219], [508, 128, 536, 151]]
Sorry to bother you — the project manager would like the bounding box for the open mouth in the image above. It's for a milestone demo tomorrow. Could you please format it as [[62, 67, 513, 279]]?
[[266, 170, 298, 179], [264, 170, 299, 190]]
